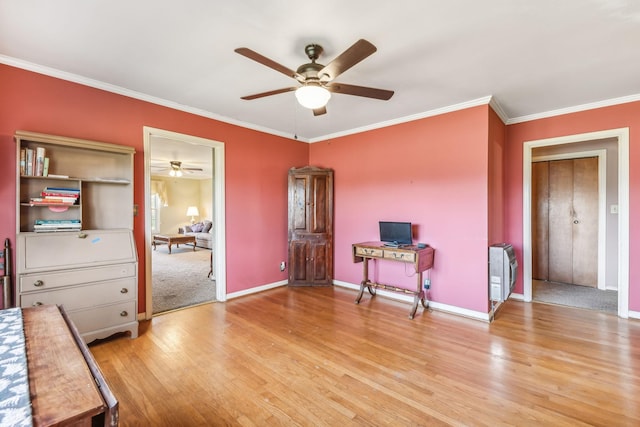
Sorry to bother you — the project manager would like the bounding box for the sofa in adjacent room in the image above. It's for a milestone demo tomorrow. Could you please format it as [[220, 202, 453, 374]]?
[[178, 220, 213, 249]]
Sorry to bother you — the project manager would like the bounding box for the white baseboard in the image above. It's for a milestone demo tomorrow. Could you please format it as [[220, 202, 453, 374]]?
[[333, 280, 490, 322], [509, 292, 525, 301], [226, 280, 288, 300], [628, 310, 640, 320]]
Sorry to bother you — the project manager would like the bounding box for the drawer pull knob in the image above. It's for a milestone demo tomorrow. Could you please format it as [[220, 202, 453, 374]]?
[[32, 302, 43, 306], [120, 310, 128, 317], [33, 280, 44, 287], [120, 288, 128, 294]]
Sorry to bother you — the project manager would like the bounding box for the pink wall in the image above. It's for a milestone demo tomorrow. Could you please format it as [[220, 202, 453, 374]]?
[[504, 101, 640, 311], [0, 64, 309, 312], [488, 107, 506, 246], [310, 106, 494, 313]]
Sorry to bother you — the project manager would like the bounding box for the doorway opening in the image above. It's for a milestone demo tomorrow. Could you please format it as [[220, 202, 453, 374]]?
[[530, 150, 617, 313], [143, 127, 226, 319], [523, 128, 629, 317]]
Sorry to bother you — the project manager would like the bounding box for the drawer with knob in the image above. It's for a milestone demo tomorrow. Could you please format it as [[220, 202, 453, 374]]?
[[67, 301, 137, 335], [354, 246, 383, 258], [383, 250, 416, 262], [19, 263, 136, 292], [19, 277, 136, 311]]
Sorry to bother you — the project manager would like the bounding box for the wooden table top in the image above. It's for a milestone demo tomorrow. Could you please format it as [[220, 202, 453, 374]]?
[[23, 305, 106, 426], [153, 234, 194, 240]]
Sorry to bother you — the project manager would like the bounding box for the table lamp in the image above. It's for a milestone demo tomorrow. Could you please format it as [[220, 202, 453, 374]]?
[[186, 206, 199, 224]]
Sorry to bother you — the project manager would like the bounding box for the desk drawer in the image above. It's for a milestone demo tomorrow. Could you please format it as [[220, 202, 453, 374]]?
[[20, 263, 136, 292], [68, 301, 137, 334], [20, 277, 136, 311], [355, 246, 383, 257], [383, 250, 416, 262]]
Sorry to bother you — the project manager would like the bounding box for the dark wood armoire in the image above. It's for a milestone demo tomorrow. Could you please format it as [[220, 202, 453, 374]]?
[[288, 166, 334, 286]]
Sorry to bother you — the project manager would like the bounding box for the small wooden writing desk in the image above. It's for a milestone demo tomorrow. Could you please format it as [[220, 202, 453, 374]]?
[[23, 305, 118, 426], [353, 242, 435, 319]]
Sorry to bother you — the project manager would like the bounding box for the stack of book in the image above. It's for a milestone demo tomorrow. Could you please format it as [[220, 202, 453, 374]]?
[[29, 187, 80, 205], [33, 219, 81, 232]]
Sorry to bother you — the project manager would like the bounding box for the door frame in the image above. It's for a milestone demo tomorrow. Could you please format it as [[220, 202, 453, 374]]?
[[143, 127, 227, 319], [523, 128, 629, 318], [531, 150, 607, 290]]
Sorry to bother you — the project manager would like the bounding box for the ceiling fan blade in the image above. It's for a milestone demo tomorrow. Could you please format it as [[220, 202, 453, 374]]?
[[241, 87, 297, 100], [326, 82, 394, 100], [313, 106, 327, 116], [183, 167, 204, 171], [235, 47, 303, 81], [318, 39, 377, 82]]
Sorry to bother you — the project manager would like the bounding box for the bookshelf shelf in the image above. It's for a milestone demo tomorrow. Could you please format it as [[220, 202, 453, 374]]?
[[20, 175, 131, 185]]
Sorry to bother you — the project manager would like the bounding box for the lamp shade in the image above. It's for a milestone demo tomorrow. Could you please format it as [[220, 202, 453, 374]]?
[[186, 206, 199, 217], [295, 84, 331, 109]]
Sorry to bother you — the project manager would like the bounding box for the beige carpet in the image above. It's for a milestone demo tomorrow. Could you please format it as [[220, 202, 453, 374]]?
[[152, 245, 216, 314]]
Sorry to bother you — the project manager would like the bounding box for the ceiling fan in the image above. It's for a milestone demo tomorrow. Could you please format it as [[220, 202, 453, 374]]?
[[235, 39, 394, 116], [151, 161, 203, 177]]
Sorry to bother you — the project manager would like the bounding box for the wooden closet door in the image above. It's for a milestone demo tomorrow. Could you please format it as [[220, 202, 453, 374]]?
[[548, 159, 575, 284], [532, 157, 598, 287], [571, 157, 598, 286], [532, 162, 549, 280]]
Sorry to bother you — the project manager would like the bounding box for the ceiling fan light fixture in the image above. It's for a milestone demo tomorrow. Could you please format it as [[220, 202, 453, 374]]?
[[295, 84, 331, 109], [169, 160, 183, 177]]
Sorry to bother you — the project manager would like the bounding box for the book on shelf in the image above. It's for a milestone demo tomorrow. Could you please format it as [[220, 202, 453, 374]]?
[[35, 147, 46, 176], [25, 148, 34, 176], [28, 198, 76, 206], [20, 149, 26, 175], [33, 226, 82, 233], [42, 196, 79, 204], [42, 157, 50, 177], [35, 219, 81, 225], [46, 174, 70, 179], [43, 186, 80, 194], [33, 222, 81, 229]]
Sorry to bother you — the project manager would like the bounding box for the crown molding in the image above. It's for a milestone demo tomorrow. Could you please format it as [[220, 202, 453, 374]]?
[[0, 55, 301, 141], [506, 93, 640, 125], [308, 96, 494, 143], [4, 55, 639, 142]]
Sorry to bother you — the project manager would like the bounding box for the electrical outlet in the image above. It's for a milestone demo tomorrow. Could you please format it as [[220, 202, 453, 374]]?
[[280, 261, 286, 271], [423, 278, 431, 289]]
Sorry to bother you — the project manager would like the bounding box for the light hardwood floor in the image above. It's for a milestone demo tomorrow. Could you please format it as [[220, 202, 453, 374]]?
[[89, 286, 640, 426]]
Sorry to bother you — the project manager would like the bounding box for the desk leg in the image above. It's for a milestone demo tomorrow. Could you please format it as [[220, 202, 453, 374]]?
[[409, 272, 429, 319], [168, 243, 172, 254], [355, 258, 368, 304]]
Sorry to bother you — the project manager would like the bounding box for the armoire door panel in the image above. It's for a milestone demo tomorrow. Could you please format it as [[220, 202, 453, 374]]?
[[289, 240, 309, 283], [291, 176, 308, 231], [311, 175, 328, 233], [310, 240, 331, 284]]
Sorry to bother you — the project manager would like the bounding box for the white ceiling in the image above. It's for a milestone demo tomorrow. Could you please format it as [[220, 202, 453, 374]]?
[[2, 1, 640, 142], [149, 135, 213, 179]]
